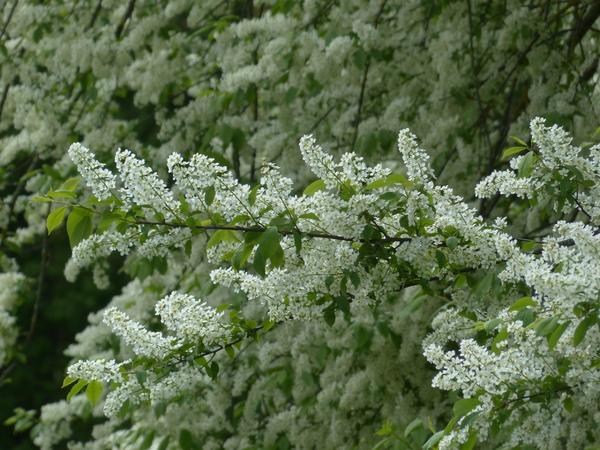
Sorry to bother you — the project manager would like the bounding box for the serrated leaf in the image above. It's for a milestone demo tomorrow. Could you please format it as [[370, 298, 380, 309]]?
[[454, 274, 468, 289], [502, 146, 527, 160], [303, 179, 325, 196], [364, 173, 411, 191], [85, 380, 103, 406], [139, 430, 155, 450], [207, 229, 239, 248], [404, 417, 423, 437], [47, 206, 68, 234], [536, 316, 560, 337], [204, 185, 215, 206], [60, 177, 81, 192], [253, 245, 267, 277], [298, 212, 319, 220], [179, 429, 195, 450], [453, 397, 480, 418], [31, 196, 52, 203], [573, 315, 596, 346], [510, 135, 528, 147], [157, 436, 170, 450], [548, 321, 570, 350], [254, 227, 283, 276], [518, 151, 537, 177], [424, 430, 445, 449], [508, 296, 536, 312], [67, 379, 87, 401], [66, 207, 93, 247], [375, 420, 393, 437], [61, 376, 77, 388], [446, 236, 459, 249], [47, 190, 76, 199]]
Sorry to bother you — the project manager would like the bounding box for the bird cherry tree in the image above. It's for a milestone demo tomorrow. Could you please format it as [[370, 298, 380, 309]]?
[[32, 117, 600, 449]]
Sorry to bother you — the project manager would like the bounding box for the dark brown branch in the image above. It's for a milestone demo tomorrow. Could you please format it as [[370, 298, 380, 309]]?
[[88, 0, 103, 28], [0, 83, 9, 123], [568, 2, 600, 54], [350, 0, 388, 151], [0, 0, 18, 40], [115, 0, 135, 39], [134, 219, 409, 245], [25, 205, 50, 343], [0, 205, 50, 384]]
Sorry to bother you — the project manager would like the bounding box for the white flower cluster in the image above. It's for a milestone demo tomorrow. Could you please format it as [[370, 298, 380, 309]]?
[[102, 307, 179, 360], [155, 292, 232, 345], [64, 231, 135, 282], [58, 119, 600, 448], [67, 143, 116, 201], [0, 272, 26, 366], [4, 1, 600, 448], [115, 148, 180, 217], [477, 118, 600, 223]]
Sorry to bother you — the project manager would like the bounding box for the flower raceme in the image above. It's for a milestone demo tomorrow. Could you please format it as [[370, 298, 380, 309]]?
[[50, 119, 600, 449]]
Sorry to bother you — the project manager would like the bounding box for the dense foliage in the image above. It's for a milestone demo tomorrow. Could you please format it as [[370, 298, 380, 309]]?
[[1, 1, 599, 449]]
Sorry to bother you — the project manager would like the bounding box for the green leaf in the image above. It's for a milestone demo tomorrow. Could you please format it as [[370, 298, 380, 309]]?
[[61, 376, 77, 388], [510, 135, 528, 147], [375, 420, 393, 437], [454, 274, 468, 289], [501, 146, 527, 160], [253, 246, 267, 277], [204, 185, 216, 206], [435, 250, 447, 267], [446, 236, 459, 250], [548, 321, 570, 350], [323, 307, 335, 326], [139, 430, 155, 450], [460, 430, 478, 450], [207, 229, 239, 248], [47, 190, 76, 200], [232, 243, 254, 270], [424, 431, 445, 449], [66, 207, 93, 247], [563, 396, 574, 413], [67, 379, 87, 401], [179, 429, 195, 450], [157, 436, 170, 450], [60, 177, 81, 192], [85, 380, 103, 407], [254, 227, 283, 276], [573, 315, 597, 346], [518, 151, 537, 178], [303, 179, 326, 196], [248, 185, 259, 206], [47, 206, 68, 234], [453, 397, 480, 418], [404, 417, 423, 437], [298, 212, 319, 220], [484, 318, 502, 332], [508, 296, 536, 312], [348, 271, 360, 288], [364, 173, 411, 191], [206, 361, 219, 379], [31, 195, 52, 203], [536, 316, 560, 337]]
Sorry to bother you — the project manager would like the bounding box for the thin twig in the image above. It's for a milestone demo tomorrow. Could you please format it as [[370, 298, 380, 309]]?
[[88, 0, 103, 28], [0, 0, 18, 40], [115, 0, 135, 38], [134, 219, 410, 245], [0, 83, 9, 123]]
